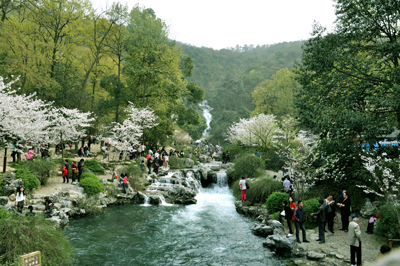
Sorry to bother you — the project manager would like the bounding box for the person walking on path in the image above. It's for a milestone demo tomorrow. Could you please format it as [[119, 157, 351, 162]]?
[[312, 199, 327, 244], [239, 176, 247, 202], [25, 148, 37, 162], [282, 200, 294, 236], [77, 159, 84, 182], [15, 187, 26, 213], [349, 213, 362, 266], [338, 191, 351, 231], [62, 160, 69, 184], [294, 200, 310, 244], [147, 157, 152, 175], [71, 161, 78, 184], [122, 174, 128, 194]]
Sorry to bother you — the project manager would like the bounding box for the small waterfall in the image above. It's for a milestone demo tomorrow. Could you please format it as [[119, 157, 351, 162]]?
[[199, 100, 213, 136], [159, 195, 173, 206], [185, 171, 200, 193], [141, 194, 151, 206], [216, 172, 227, 187]]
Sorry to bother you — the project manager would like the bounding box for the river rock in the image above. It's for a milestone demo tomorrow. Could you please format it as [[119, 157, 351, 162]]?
[[181, 158, 194, 168], [199, 168, 208, 181], [132, 191, 146, 204], [9, 193, 15, 202], [250, 224, 274, 237], [219, 163, 232, 169], [210, 166, 220, 171], [263, 238, 276, 248], [267, 220, 284, 231], [265, 234, 296, 251], [2, 178, 24, 196], [307, 251, 326, 260], [149, 195, 161, 205], [199, 155, 212, 163], [168, 185, 196, 205], [0, 196, 9, 206]]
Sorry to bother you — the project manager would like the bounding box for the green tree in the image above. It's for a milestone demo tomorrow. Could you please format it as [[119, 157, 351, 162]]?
[[251, 68, 297, 117]]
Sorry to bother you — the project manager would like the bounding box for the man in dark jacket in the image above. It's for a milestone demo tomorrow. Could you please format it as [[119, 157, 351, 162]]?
[[338, 191, 351, 231], [312, 199, 327, 244], [77, 159, 84, 182], [294, 200, 310, 243]]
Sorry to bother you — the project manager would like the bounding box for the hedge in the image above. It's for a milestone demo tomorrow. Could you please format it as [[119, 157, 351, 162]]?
[[265, 191, 288, 214]]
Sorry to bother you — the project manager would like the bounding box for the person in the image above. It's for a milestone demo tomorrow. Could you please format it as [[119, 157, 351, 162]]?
[[222, 152, 226, 164], [122, 174, 128, 194], [77, 159, 84, 182], [140, 160, 145, 171], [239, 176, 247, 202], [226, 151, 230, 163], [42, 197, 53, 218], [288, 196, 297, 233], [11, 142, 17, 162], [71, 161, 78, 184], [25, 148, 37, 162], [188, 152, 192, 159], [153, 160, 159, 174], [256, 150, 261, 158], [338, 191, 351, 231], [282, 164, 287, 176], [324, 194, 336, 233], [294, 200, 310, 243], [366, 214, 378, 234], [25, 205, 35, 217], [147, 157, 152, 175], [141, 143, 146, 157], [164, 154, 169, 168], [283, 176, 291, 193], [312, 199, 327, 244], [62, 160, 69, 183], [15, 187, 26, 213], [283, 200, 294, 236], [349, 213, 362, 266], [278, 200, 286, 224]]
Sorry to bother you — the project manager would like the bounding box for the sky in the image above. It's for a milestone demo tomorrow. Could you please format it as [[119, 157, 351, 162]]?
[[91, 0, 337, 50]]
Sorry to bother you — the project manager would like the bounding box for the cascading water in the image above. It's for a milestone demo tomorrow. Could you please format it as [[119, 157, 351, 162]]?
[[66, 164, 285, 266], [199, 100, 213, 136]]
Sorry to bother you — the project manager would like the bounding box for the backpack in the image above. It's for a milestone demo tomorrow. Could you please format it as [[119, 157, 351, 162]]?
[[62, 166, 68, 176]]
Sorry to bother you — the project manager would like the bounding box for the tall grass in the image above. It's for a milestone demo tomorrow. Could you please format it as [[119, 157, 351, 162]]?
[[231, 154, 264, 182]]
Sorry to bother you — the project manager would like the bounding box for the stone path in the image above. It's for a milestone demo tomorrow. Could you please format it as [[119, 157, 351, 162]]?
[[281, 214, 386, 265]]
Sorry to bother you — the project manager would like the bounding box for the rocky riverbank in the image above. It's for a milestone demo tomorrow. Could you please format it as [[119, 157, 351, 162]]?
[[235, 201, 386, 266], [0, 160, 233, 230]]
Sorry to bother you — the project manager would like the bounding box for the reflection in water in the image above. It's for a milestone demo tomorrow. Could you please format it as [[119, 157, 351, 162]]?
[[66, 183, 285, 266]]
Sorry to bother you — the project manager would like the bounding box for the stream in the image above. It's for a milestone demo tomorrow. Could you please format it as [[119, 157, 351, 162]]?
[[65, 174, 285, 266]]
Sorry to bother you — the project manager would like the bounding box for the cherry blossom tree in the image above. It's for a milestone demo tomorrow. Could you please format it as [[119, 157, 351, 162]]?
[[106, 103, 158, 164], [227, 114, 280, 151], [0, 77, 53, 172], [48, 107, 95, 158], [357, 151, 400, 233]]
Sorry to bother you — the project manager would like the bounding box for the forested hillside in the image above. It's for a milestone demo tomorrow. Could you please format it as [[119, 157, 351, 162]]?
[[0, 1, 205, 142], [180, 42, 303, 143]]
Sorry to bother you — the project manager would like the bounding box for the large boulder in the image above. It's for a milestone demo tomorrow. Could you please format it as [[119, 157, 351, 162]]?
[[250, 224, 274, 237], [0, 196, 9, 206], [265, 234, 296, 251], [168, 185, 196, 205], [210, 166, 220, 171], [2, 178, 24, 196], [181, 158, 194, 168], [306, 251, 326, 260], [199, 168, 208, 181], [199, 155, 212, 163]]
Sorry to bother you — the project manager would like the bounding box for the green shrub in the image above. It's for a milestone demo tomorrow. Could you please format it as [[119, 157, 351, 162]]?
[[231, 154, 264, 182], [232, 178, 283, 204], [303, 198, 320, 229], [169, 156, 185, 169], [80, 172, 98, 181], [266, 191, 288, 214], [18, 159, 56, 185], [271, 211, 280, 221], [118, 164, 145, 191], [84, 159, 104, 174], [264, 153, 286, 172], [192, 155, 199, 165], [80, 176, 105, 195], [14, 169, 40, 193], [0, 208, 10, 220], [375, 204, 400, 239], [0, 215, 74, 265], [75, 197, 104, 216]]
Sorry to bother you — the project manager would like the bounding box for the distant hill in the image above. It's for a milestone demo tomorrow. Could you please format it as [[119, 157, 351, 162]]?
[[180, 41, 304, 143]]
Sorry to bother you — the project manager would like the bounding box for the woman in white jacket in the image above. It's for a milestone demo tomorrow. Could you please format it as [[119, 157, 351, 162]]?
[[239, 176, 247, 202], [15, 187, 26, 213]]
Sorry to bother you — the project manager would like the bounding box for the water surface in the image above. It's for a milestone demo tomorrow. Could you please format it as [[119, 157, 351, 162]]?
[[66, 185, 284, 266]]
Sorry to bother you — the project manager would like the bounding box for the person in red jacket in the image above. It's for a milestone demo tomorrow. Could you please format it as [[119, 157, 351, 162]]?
[[62, 160, 69, 183]]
